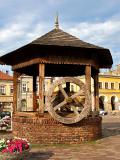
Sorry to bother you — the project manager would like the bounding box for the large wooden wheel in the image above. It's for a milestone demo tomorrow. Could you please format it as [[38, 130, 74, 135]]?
[[46, 77, 91, 124]]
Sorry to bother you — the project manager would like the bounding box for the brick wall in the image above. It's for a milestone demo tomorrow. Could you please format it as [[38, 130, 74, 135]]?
[[12, 115, 102, 144]]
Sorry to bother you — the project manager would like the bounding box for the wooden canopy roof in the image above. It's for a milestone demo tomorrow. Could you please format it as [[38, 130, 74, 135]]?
[[0, 27, 113, 76], [31, 28, 104, 48]]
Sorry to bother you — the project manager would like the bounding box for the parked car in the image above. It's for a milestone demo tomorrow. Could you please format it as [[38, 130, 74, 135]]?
[[99, 109, 108, 116], [0, 111, 11, 119], [0, 112, 11, 130]]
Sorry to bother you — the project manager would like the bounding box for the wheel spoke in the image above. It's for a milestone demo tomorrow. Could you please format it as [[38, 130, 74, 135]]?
[[71, 106, 80, 116], [58, 84, 68, 99], [51, 96, 56, 102], [54, 100, 67, 111], [71, 90, 84, 99], [70, 90, 85, 107], [73, 97, 80, 105]]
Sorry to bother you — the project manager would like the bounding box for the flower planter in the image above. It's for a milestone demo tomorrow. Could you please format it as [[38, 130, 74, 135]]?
[[0, 137, 30, 160], [0, 149, 30, 160]]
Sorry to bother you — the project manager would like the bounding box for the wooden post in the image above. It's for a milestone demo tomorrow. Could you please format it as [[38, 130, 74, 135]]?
[[13, 71, 18, 113], [39, 64, 45, 114], [85, 65, 91, 93], [33, 75, 37, 111], [94, 72, 99, 111], [85, 65, 92, 111]]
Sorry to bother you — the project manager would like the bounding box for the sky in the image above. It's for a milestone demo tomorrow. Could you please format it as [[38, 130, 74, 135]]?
[[0, 0, 120, 72]]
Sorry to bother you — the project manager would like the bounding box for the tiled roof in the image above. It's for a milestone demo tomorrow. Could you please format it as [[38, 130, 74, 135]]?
[[0, 71, 13, 80]]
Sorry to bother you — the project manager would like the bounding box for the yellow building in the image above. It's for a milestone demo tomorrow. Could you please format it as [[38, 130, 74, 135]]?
[[0, 71, 13, 112], [70, 74, 120, 112], [18, 75, 52, 111], [99, 73, 120, 111]]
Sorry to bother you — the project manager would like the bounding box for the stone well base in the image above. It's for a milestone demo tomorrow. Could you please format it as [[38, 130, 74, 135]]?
[[12, 113, 102, 144]]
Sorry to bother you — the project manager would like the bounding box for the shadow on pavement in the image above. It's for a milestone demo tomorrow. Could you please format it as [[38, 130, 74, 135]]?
[[30, 151, 54, 160], [102, 122, 120, 138]]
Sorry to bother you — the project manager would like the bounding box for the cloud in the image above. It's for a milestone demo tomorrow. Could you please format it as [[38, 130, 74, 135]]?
[[110, 51, 120, 66], [0, 12, 49, 55], [0, 2, 120, 69], [0, 17, 120, 68], [47, 0, 64, 5], [66, 20, 120, 45], [63, 18, 120, 67], [0, 24, 26, 43], [0, 64, 12, 75], [25, 23, 49, 41]]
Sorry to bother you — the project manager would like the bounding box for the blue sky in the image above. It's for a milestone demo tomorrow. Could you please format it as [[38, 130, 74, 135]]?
[[0, 0, 120, 72]]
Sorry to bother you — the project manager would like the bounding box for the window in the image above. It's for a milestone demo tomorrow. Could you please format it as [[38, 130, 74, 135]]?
[[105, 82, 108, 89], [22, 83, 27, 92], [99, 82, 102, 89], [0, 85, 6, 95], [111, 83, 114, 89], [71, 85, 74, 92], [10, 85, 13, 94]]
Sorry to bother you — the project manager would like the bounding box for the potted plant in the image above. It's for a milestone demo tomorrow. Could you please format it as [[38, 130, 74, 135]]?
[[0, 137, 30, 160]]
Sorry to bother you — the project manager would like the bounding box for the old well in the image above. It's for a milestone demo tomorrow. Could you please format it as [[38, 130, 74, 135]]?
[[0, 18, 113, 144]]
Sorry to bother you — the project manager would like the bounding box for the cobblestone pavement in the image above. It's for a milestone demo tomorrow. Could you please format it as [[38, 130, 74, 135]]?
[[30, 135, 120, 160], [0, 115, 120, 160]]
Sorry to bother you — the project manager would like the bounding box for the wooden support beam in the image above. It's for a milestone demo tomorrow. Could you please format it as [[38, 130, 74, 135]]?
[[94, 72, 99, 111], [13, 71, 19, 113], [85, 65, 92, 111], [85, 65, 91, 93], [39, 64, 45, 114], [33, 75, 37, 111], [12, 57, 99, 70]]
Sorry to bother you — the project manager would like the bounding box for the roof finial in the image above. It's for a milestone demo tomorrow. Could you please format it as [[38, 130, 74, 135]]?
[[55, 12, 59, 29]]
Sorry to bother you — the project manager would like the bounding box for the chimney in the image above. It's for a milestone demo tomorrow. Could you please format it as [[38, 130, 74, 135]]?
[[6, 70, 9, 75]]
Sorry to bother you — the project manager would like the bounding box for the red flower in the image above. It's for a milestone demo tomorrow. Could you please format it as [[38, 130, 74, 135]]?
[[1, 138, 30, 154]]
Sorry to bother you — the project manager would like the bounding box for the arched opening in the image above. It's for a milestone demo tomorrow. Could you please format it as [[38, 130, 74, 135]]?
[[21, 99, 27, 111], [99, 96, 105, 110], [111, 96, 116, 110]]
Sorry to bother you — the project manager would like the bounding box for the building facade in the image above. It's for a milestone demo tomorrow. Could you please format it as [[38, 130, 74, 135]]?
[[17, 75, 52, 111], [0, 71, 13, 112], [99, 71, 120, 112]]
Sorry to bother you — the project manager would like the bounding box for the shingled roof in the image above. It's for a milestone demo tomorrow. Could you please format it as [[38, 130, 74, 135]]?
[[31, 28, 103, 49], [0, 25, 113, 70]]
